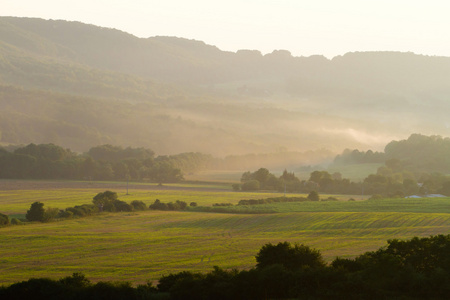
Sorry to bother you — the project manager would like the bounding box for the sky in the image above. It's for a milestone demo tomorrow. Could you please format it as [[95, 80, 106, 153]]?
[[2, 0, 450, 58]]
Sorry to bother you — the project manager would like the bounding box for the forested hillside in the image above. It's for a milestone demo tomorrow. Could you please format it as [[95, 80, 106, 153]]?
[[1, 17, 450, 159]]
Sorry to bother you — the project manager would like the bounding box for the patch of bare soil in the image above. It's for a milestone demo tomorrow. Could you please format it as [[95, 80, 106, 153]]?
[[0, 180, 229, 192], [0, 180, 125, 191]]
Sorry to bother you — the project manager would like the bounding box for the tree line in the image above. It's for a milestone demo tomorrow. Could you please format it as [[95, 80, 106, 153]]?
[[333, 148, 385, 164], [1, 235, 449, 299], [0, 191, 196, 226], [1, 192, 325, 227], [334, 135, 450, 175], [0, 143, 207, 183], [331, 134, 450, 196], [238, 164, 450, 197], [8, 191, 195, 224]]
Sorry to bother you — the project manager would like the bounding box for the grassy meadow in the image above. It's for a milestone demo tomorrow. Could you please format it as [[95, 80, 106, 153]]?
[[0, 179, 313, 216], [1, 179, 450, 286]]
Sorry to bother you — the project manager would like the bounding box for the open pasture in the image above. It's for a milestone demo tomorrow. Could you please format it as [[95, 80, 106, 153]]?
[[1, 209, 450, 286], [0, 179, 312, 216], [238, 197, 450, 214], [1, 179, 450, 286]]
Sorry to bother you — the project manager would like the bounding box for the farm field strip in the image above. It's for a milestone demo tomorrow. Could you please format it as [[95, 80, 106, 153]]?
[[1, 210, 450, 285], [1, 180, 450, 285], [0, 185, 313, 215], [0, 189, 103, 214], [255, 197, 450, 213]]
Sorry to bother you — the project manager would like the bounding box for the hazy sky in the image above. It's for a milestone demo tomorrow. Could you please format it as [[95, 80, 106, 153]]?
[[2, 0, 450, 58]]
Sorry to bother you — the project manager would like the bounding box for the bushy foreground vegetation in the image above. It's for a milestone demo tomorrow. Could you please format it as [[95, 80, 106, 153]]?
[[1, 235, 449, 299]]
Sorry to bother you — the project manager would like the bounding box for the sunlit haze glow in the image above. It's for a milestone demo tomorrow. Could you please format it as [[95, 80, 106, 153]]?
[[2, 0, 450, 58]]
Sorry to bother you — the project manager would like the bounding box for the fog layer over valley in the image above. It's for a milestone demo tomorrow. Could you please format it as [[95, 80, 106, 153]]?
[[1, 17, 450, 161]]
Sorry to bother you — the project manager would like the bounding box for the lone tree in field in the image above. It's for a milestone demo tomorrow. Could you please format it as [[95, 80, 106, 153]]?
[[256, 241, 326, 271], [307, 190, 320, 201], [92, 190, 132, 212], [92, 190, 118, 211], [26, 202, 45, 222]]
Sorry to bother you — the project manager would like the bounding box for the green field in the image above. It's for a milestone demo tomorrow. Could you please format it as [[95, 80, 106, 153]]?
[[233, 197, 450, 213], [1, 180, 450, 286], [0, 180, 314, 216]]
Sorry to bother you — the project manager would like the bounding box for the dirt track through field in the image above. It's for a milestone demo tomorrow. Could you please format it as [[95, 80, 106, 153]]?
[[0, 180, 229, 192]]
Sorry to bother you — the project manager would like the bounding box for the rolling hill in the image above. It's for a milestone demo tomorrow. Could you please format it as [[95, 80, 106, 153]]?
[[1, 16, 450, 160]]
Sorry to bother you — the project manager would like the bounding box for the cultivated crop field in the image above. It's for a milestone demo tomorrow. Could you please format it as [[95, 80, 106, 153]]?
[[0, 179, 311, 216], [1, 180, 450, 286]]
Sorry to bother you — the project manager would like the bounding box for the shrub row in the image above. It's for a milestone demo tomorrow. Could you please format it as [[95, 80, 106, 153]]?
[[238, 196, 308, 206], [0, 212, 10, 226], [149, 199, 189, 211], [188, 205, 276, 214], [0, 212, 23, 226]]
